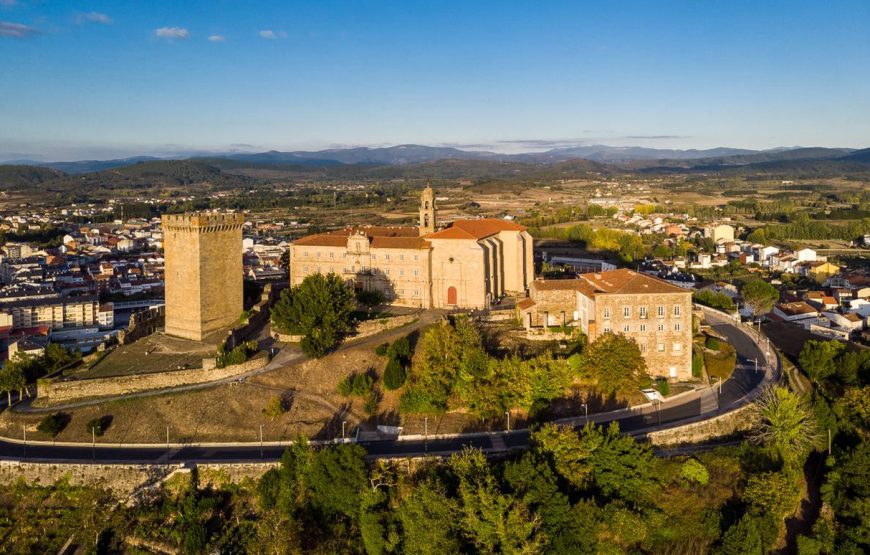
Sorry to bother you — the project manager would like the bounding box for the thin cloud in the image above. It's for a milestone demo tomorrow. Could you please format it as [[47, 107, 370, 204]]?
[[77, 11, 112, 25], [208, 34, 225, 42], [155, 26, 189, 40], [623, 135, 687, 140], [0, 21, 39, 38], [259, 29, 286, 39]]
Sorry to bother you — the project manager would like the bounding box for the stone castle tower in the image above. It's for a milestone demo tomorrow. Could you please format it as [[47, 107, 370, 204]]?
[[161, 212, 244, 341], [419, 184, 437, 236]]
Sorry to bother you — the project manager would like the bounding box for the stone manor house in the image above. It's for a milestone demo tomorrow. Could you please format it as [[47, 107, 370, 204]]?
[[289, 186, 534, 309], [518, 269, 693, 380]]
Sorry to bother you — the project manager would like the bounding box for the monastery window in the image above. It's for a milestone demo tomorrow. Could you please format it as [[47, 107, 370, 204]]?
[[603, 323, 611, 332], [304, 251, 309, 258], [342, 253, 347, 258], [658, 323, 665, 331], [674, 323, 681, 331], [414, 269, 419, 276], [657, 306, 665, 318], [316, 252, 321, 258], [639, 306, 647, 319], [657, 343, 665, 352], [399, 289, 404, 295], [400, 254, 404, 261], [623, 306, 631, 318], [640, 324, 646, 332], [673, 342, 682, 352], [329, 252, 334, 258], [317, 266, 322, 273], [640, 343, 647, 352], [385, 254, 390, 260], [371, 254, 376, 260], [603, 307, 611, 319], [400, 269, 405, 277], [674, 305, 681, 317], [414, 255, 418, 261], [623, 324, 630, 333], [303, 265, 309, 272]]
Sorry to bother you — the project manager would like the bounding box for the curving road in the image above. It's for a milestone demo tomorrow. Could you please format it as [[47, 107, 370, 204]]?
[[0, 308, 774, 464]]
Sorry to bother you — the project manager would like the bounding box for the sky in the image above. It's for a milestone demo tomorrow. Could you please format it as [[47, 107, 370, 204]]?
[[1, 0, 869, 161]]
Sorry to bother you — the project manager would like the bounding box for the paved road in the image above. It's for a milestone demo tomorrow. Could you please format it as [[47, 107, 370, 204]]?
[[0, 309, 772, 464]]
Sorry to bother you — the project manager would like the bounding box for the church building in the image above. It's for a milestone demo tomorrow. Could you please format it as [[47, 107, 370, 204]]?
[[288, 185, 534, 309]]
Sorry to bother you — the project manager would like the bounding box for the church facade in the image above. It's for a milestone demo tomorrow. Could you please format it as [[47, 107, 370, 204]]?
[[288, 186, 534, 309]]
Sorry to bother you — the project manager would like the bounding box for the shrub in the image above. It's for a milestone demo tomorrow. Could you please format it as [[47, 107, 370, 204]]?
[[374, 343, 389, 356], [655, 378, 670, 397], [384, 357, 407, 390], [363, 389, 380, 416], [387, 336, 412, 362], [680, 458, 709, 485], [356, 289, 385, 308], [38, 412, 70, 437], [338, 372, 374, 398], [216, 340, 258, 369], [85, 415, 112, 437], [263, 395, 290, 420]]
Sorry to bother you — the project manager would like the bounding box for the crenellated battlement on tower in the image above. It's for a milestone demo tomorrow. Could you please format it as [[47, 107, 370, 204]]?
[[161, 212, 244, 232]]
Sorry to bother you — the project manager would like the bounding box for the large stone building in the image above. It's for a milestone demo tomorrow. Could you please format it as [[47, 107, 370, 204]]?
[[0, 295, 111, 331], [518, 269, 693, 380], [162, 213, 244, 341], [289, 186, 534, 309]]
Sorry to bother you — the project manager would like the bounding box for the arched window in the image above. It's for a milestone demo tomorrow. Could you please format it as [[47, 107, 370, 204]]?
[[424, 201, 429, 209], [424, 214, 430, 227]]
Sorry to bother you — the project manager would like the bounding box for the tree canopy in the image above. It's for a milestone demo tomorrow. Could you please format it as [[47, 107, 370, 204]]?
[[271, 273, 356, 357]]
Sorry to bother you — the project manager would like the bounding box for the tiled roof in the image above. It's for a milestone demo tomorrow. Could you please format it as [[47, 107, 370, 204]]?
[[292, 226, 430, 249], [578, 268, 689, 295], [532, 279, 598, 297], [517, 298, 536, 310], [427, 219, 526, 240]]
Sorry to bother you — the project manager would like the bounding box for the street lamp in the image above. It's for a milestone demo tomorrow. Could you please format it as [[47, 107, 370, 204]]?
[[342, 420, 347, 441], [505, 411, 510, 432], [259, 424, 264, 458], [582, 403, 588, 424], [751, 357, 759, 374]]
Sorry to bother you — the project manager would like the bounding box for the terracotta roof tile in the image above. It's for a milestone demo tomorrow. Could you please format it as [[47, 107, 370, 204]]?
[[578, 268, 689, 295], [292, 226, 430, 249], [427, 219, 526, 240]]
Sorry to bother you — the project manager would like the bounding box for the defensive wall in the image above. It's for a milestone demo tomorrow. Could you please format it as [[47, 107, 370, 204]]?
[[37, 353, 268, 404]]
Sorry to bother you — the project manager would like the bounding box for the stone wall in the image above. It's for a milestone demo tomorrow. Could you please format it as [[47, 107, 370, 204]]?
[[0, 460, 278, 497], [38, 354, 268, 404], [354, 314, 418, 339], [119, 306, 165, 345], [646, 403, 757, 446]]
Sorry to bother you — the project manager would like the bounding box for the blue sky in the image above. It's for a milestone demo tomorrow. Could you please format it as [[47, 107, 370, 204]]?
[[1, 0, 868, 160]]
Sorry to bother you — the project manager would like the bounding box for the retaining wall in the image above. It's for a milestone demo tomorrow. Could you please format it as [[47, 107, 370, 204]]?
[[646, 403, 757, 446], [38, 354, 268, 404], [0, 460, 278, 496]]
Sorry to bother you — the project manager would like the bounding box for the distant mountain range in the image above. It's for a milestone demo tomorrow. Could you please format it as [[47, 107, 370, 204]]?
[[2, 144, 862, 174]]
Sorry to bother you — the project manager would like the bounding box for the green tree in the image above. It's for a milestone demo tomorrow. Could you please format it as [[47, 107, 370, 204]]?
[[383, 357, 407, 390], [751, 386, 822, 467], [741, 279, 779, 316], [449, 448, 545, 554], [397, 480, 462, 555], [0, 358, 27, 405], [571, 332, 648, 396], [271, 273, 356, 357], [798, 340, 847, 382], [305, 443, 368, 519], [718, 514, 764, 555]]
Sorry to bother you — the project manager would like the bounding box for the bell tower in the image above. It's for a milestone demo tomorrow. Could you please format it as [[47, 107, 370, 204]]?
[[419, 183, 436, 235]]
